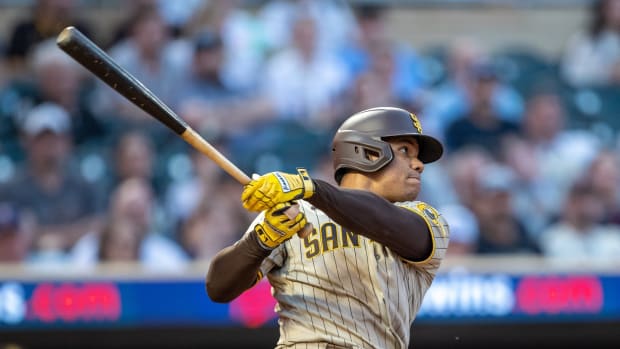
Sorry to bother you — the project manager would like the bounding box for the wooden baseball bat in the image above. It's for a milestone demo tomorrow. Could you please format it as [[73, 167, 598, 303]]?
[[56, 26, 250, 185], [56, 26, 311, 237]]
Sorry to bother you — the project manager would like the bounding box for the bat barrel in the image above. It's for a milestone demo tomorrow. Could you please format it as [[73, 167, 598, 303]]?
[[56, 26, 253, 186], [56, 26, 188, 135]]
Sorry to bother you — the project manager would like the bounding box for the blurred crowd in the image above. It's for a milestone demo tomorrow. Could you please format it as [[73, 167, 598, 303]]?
[[1, 0, 620, 270]]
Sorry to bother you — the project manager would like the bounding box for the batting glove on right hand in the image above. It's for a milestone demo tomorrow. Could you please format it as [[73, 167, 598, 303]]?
[[242, 168, 315, 212], [254, 202, 309, 250]]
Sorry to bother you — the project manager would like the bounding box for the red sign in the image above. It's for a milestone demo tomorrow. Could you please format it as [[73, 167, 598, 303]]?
[[29, 283, 121, 323], [229, 279, 277, 328], [515, 276, 603, 315]]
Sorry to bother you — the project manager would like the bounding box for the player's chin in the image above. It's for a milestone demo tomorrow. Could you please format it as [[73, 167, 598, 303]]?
[[406, 191, 420, 201], [405, 183, 421, 200], [398, 186, 420, 202]]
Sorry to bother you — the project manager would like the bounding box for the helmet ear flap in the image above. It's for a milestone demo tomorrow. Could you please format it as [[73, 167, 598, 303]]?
[[332, 131, 393, 183]]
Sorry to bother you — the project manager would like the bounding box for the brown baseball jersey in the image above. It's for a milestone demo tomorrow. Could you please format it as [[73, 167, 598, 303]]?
[[245, 199, 450, 349]]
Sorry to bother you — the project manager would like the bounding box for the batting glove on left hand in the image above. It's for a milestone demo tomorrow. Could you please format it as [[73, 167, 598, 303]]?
[[254, 202, 309, 250], [242, 168, 315, 212]]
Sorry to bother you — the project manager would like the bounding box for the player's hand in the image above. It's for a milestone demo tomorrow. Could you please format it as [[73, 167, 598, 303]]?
[[254, 202, 308, 249], [242, 168, 315, 212]]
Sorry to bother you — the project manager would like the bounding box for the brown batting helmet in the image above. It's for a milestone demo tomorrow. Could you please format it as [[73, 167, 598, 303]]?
[[332, 107, 443, 183]]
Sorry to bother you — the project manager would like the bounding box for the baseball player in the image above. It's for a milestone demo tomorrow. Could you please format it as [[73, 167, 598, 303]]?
[[206, 107, 450, 348]]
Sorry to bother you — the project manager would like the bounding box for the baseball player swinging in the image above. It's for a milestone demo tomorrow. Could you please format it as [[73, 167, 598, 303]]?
[[206, 107, 450, 348]]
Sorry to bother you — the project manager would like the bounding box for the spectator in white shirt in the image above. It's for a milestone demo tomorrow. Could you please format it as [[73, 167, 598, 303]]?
[[260, 13, 351, 126], [71, 177, 189, 271], [561, 0, 620, 86], [540, 180, 620, 260]]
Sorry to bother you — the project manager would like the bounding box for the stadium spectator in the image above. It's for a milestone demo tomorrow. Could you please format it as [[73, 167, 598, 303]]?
[[164, 149, 225, 232], [0, 202, 34, 263], [154, 0, 203, 38], [442, 147, 493, 209], [444, 62, 520, 156], [110, 130, 157, 195], [114, 131, 154, 180], [175, 30, 273, 139], [349, 59, 398, 113], [4, 0, 92, 75], [423, 37, 523, 140], [470, 164, 541, 255], [105, 129, 174, 233], [185, 0, 270, 92], [258, 0, 356, 56], [520, 88, 601, 207], [0, 41, 7, 87], [540, 180, 620, 260], [583, 150, 620, 225], [11, 39, 105, 146], [0, 103, 104, 256], [177, 30, 231, 102], [71, 177, 189, 270], [340, 3, 426, 111], [260, 12, 350, 126], [235, 0, 356, 93], [439, 203, 480, 256], [106, 1, 162, 48], [178, 177, 250, 261], [97, 217, 141, 263], [0, 45, 18, 148], [561, 0, 620, 86], [500, 135, 557, 240], [95, 6, 189, 128], [334, 39, 421, 140]]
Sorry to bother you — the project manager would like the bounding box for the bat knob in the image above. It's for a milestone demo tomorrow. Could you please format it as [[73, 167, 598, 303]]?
[[56, 26, 77, 46], [297, 224, 313, 239]]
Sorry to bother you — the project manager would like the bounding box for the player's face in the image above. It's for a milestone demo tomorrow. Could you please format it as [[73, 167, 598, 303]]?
[[368, 137, 424, 202]]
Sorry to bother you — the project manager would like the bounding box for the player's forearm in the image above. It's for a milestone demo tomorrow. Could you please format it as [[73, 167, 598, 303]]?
[[206, 232, 271, 303], [307, 179, 432, 260]]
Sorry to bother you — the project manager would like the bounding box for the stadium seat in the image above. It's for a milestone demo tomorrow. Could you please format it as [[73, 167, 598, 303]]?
[[74, 142, 111, 184], [560, 85, 620, 139], [419, 45, 449, 87], [228, 120, 327, 175], [153, 140, 192, 189], [493, 47, 555, 96], [0, 154, 16, 184]]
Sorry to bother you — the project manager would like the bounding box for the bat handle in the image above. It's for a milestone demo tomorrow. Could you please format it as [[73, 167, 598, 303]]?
[[297, 224, 313, 239], [180, 128, 250, 184], [280, 202, 313, 239]]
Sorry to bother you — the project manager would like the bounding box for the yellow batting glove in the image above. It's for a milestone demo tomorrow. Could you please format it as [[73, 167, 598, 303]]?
[[254, 202, 308, 250], [242, 168, 315, 212]]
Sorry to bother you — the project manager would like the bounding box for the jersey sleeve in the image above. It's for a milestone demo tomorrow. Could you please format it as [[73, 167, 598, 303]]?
[[241, 212, 287, 282], [395, 201, 450, 269]]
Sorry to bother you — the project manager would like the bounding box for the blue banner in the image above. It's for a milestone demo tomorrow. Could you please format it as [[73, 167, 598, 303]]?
[[1, 271, 619, 329]]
